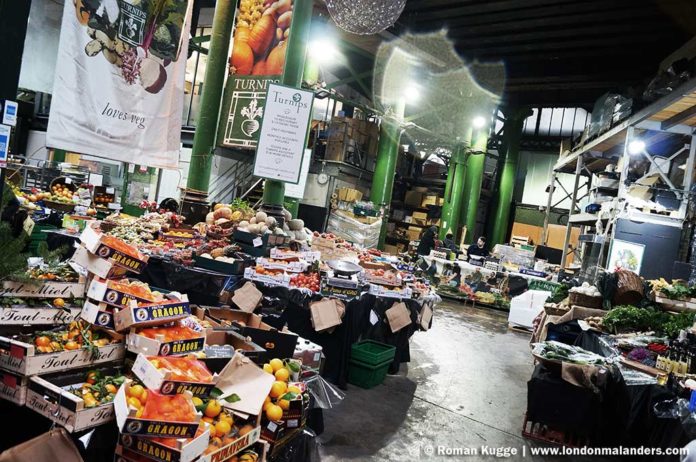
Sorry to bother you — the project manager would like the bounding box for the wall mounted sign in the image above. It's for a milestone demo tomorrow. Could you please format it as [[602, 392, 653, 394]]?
[[253, 84, 314, 184]]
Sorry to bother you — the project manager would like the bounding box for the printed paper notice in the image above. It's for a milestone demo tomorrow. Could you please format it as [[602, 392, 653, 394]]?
[[253, 83, 314, 184]]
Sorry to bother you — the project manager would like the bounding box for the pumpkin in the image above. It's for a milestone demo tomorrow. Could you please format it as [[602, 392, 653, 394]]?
[[248, 15, 276, 57], [252, 60, 267, 76], [74, 0, 90, 25], [265, 41, 286, 75], [230, 210, 243, 222], [231, 41, 254, 75], [206, 212, 215, 225]]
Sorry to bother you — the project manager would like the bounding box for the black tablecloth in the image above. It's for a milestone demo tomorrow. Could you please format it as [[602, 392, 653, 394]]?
[[528, 327, 691, 460]]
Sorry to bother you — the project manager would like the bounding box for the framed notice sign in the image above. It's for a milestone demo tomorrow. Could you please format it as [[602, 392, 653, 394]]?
[[253, 83, 314, 184]]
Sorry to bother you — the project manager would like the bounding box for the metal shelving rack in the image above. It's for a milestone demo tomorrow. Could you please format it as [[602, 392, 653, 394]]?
[[542, 77, 696, 274]]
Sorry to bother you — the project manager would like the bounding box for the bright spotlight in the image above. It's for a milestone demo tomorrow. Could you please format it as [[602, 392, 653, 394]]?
[[309, 39, 338, 64], [628, 140, 645, 155], [472, 116, 486, 128], [403, 84, 420, 103]]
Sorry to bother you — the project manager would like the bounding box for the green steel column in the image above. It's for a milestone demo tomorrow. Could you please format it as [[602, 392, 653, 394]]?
[[186, 0, 235, 193], [438, 160, 456, 239], [460, 128, 488, 244], [263, 0, 313, 207], [439, 145, 468, 241], [370, 119, 401, 249], [439, 127, 473, 240], [488, 110, 528, 246]]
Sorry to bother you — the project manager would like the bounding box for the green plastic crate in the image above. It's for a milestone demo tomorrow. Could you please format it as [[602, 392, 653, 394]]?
[[350, 340, 396, 365], [348, 358, 392, 389]]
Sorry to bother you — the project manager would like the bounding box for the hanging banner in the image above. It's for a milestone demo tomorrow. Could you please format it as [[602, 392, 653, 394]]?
[[253, 83, 313, 184], [217, 0, 295, 150], [46, 0, 191, 169]]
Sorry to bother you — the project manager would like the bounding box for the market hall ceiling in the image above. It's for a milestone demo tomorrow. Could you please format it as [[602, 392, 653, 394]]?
[[194, 0, 696, 108], [333, 0, 696, 108], [396, 0, 696, 107]]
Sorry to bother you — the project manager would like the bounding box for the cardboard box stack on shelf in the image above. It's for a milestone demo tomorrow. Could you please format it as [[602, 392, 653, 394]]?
[[325, 117, 380, 170]]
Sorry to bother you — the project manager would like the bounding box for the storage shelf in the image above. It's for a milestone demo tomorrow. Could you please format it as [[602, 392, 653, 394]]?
[[568, 213, 610, 225], [389, 219, 426, 228]]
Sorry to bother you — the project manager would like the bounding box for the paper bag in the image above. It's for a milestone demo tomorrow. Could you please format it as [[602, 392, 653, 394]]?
[[214, 353, 275, 416], [232, 282, 263, 313], [418, 304, 433, 331], [385, 302, 412, 333], [310, 298, 342, 332], [0, 428, 84, 462]]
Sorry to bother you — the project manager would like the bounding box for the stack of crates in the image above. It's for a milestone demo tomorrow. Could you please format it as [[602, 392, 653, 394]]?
[[348, 340, 396, 389], [27, 224, 57, 255]]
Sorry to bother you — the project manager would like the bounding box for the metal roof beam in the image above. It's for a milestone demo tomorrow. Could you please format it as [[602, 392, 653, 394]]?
[[661, 105, 696, 131]]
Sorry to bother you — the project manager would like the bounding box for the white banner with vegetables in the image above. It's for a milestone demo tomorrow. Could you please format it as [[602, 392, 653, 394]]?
[[47, 0, 192, 169]]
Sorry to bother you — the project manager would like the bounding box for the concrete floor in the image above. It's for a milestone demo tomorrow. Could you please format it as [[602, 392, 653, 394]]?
[[318, 299, 602, 461]]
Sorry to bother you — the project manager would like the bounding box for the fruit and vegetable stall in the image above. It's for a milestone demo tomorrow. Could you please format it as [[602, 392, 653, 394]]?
[[0, 195, 439, 462], [525, 269, 696, 449]]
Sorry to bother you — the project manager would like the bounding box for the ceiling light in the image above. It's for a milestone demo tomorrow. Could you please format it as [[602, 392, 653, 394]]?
[[472, 116, 486, 128], [309, 39, 338, 64], [628, 140, 645, 155]]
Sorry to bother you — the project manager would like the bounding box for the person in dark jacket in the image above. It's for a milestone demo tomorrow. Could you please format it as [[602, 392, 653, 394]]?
[[443, 232, 457, 251], [416, 225, 438, 256], [467, 236, 490, 261]]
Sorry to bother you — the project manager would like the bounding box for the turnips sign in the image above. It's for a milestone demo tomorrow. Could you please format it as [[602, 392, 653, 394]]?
[[252, 83, 314, 184]]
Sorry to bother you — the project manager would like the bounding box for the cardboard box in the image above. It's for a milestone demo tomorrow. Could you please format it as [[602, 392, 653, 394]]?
[[126, 329, 206, 357], [243, 268, 290, 288], [25, 364, 122, 432], [404, 191, 424, 208], [87, 278, 159, 308], [0, 331, 125, 375], [385, 302, 412, 333], [114, 379, 201, 438], [197, 425, 261, 462], [70, 245, 128, 280], [257, 258, 308, 274], [383, 244, 399, 255], [269, 248, 321, 263], [0, 368, 27, 405], [118, 429, 210, 462], [204, 330, 266, 367], [406, 226, 421, 241], [411, 211, 428, 225], [368, 284, 413, 300], [114, 297, 191, 332], [421, 195, 439, 207], [0, 279, 86, 299], [131, 353, 217, 398], [80, 300, 116, 330], [336, 187, 363, 202], [202, 307, 298, 363], [0, 304, 82, 326], [79, 225, 149, 274]]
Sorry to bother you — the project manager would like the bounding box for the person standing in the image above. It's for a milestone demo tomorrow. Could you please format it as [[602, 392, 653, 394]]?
[[417, 225, 438, 256]]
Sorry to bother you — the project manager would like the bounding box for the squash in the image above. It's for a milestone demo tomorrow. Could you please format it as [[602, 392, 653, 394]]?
[[230, 210, 243, 222], [248, 15, 276, 57], [211, 248, 225, 259], [206, 212, 215, 225], [213, 206, 233, 220], [215, 218, 230, 225], [265, 41, 286, 75], [231, 41, 254, 75]]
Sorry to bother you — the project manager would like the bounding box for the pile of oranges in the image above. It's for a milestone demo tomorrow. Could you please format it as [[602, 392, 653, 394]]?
[[261, 358, 301, 422], [125, 383, 197, 422], [192, 396, 256, 454]]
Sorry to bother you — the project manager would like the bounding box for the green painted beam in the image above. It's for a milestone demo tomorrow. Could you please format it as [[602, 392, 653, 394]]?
[[52, 149, 66, 163], [460, 128, 488, 244], [186, 0, 235, 193], [488, 109, 531, 246], [263, 0, 313, 208], [370, 119, 402, 249], [439, 127, 473, 240]]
